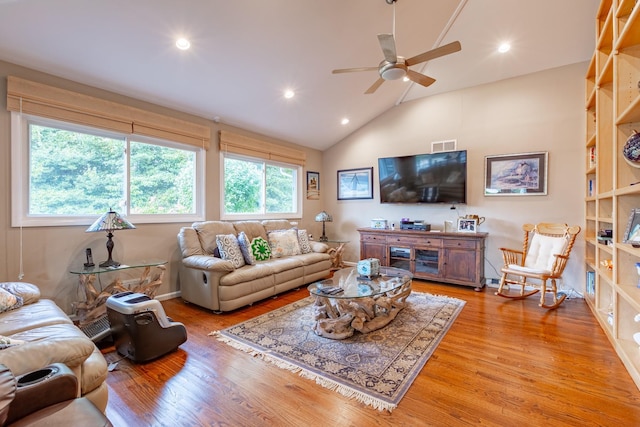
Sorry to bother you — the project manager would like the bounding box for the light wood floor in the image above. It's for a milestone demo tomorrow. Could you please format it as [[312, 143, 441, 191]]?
[[102, 280, 640, 426]]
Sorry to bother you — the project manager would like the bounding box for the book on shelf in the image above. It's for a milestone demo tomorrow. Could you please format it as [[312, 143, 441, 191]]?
[[586, 270, 595, 296], [588, 179, 594, 197], [589, 146, 596, 168]]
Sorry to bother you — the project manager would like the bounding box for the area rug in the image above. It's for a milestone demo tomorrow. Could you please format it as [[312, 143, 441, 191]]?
[[209, 292, 465, 412]]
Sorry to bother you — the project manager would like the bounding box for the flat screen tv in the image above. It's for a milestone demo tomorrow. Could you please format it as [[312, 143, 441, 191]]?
[[378, 150, 467, 204]]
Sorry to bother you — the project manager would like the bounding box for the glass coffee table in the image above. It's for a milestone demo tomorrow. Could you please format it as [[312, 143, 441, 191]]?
[[307, 266, 412, 339]]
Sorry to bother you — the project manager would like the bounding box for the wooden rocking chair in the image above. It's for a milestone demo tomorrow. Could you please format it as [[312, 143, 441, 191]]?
[[495, 222, 581, 309]]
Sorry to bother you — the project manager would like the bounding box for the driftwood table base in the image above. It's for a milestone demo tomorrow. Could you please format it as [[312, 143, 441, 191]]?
[[74, 265, 165, 327], [311, 279, 412, 340]]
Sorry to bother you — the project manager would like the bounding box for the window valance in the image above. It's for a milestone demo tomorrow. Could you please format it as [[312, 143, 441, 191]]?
[[6, 76, 211, 149], [219, 130, 306, 166]]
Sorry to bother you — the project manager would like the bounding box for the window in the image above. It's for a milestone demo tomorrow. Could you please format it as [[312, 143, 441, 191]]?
[[11, 113, 204, 226], [221, 153, 302, 220]]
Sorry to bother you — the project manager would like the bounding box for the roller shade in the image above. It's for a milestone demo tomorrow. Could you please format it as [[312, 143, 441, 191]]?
[[7, 76, 211, 149], [219, 130, 306, 166]]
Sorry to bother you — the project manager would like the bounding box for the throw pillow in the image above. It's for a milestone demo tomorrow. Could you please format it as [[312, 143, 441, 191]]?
[[216, 234, 246, 269], [0, 289, 23, 313], [0, 335, 25, 350], [268, 229, 301, 258], [250, 237, 271, 261], [0, 282, 40, 305], [237, 231, 256, 265], [297, 229, 312, 254]]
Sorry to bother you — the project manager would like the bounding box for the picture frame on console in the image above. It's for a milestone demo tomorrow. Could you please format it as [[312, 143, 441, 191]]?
[[484, 151, 548, 196], [337, 167, 373, 200], [457, 218, 477, 233]]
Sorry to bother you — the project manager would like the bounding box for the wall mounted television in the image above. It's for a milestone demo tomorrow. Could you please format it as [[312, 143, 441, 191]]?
[[378, 150, 467, 204]]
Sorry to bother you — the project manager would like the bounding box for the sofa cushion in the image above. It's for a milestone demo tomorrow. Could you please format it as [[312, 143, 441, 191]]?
[[237, 232, 256, 265], [251, 237, 271, 261], [0, 324, 96, 377], [193, 221, 236, 255], [177, 227, 205, 258], [0, 299, 73, 337], [268, 229, 301, 258], [219, 263, 275, 286], [262, 220, 293, 232], [0, 282, 40, 306], [233, 221, 268, 242], [297, 229, 312, 254], [216, 234, 246, 268]]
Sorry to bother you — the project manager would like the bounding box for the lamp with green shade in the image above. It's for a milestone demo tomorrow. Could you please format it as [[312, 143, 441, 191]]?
[[86, 210, 136, 268]]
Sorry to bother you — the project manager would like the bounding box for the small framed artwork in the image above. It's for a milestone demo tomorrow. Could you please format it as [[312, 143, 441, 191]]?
[[484, 151, 548, 196], [337, 167, 373, 200], [457, 218, 477, 233], [306, 171, 320, 200], [624, 208, 640, 248]]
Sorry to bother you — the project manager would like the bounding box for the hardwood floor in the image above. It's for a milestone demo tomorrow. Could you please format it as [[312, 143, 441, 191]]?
[[102, 280, 640, 426]]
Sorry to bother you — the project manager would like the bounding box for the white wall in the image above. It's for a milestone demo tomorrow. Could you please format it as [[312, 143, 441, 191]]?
[[322, 62, 586, 293]]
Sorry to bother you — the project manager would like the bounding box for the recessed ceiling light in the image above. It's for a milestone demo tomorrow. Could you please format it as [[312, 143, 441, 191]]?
[[284, 89, 295, 99], [176, 38, 191, 50], [341, 118, 350, 125], [498, 42, 511, 53], [402, 76, 410, 82]]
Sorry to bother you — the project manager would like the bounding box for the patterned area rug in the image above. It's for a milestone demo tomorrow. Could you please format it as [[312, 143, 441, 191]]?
[[210, 292, 465, 412]]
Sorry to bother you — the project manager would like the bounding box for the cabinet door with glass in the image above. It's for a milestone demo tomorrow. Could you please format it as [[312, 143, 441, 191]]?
[[413, 238, 443, 280]]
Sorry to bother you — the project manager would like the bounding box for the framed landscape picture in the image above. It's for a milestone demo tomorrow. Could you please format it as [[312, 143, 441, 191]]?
[[484, 152, 548, 196], [337, 167, 373, 200]]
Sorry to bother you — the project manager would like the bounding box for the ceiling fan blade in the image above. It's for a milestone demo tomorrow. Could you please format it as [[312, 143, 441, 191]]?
[[406, 70, 436, 88], [405, 41, 462, 67], [364, 77, 385, 94], [377, 33, 397, 63], [332, 66, 379, 74]]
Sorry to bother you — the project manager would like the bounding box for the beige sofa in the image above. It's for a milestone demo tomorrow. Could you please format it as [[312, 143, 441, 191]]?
[[177, 220, 332, 312], [0, 283, 108, 413]]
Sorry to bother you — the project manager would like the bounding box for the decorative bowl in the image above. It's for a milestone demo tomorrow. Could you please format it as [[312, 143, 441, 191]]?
[[623, 130, 640, 167]]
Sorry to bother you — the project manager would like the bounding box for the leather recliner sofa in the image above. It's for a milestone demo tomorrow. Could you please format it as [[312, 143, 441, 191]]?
[[0, 283, 108, 413]]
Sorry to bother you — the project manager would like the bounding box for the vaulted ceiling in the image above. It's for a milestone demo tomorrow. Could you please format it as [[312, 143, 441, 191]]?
[[0, 0, 599, 150]]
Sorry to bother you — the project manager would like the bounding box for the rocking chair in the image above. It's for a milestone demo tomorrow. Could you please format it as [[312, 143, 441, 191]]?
[[495, 222, 581, 309]]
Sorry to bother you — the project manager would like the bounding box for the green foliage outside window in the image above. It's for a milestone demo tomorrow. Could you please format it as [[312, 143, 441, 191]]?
[[224, 156, 298, 216], [28, 124, 197, 216]]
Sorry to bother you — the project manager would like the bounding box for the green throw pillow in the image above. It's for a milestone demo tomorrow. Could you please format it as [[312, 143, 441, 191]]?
[[251, 237, 271, 261]]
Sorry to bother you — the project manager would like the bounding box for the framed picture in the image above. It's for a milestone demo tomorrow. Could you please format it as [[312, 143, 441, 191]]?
[[624, 208, 640, 248], [484, 152, 548, 196], [457, 218, 477, 233], [306, 171, 320, 200], [337, 167, 373, 200]]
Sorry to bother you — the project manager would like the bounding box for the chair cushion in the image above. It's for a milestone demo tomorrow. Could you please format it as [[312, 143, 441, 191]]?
[[524, 233, 568, 272]]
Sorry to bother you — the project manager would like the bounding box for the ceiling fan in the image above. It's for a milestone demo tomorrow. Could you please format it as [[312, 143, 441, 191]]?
[[332, 0, 462, 94]]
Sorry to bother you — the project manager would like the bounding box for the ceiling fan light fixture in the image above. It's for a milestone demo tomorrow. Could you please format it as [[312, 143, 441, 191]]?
[[379, 61, 407, 81]]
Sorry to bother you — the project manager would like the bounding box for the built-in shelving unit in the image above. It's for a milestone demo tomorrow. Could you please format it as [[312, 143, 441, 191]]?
[[585, 0, 640, 390]]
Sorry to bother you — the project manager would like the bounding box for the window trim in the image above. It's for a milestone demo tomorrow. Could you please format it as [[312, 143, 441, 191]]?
[[219, 152, 303, 221], [11, 112, 205, 227]]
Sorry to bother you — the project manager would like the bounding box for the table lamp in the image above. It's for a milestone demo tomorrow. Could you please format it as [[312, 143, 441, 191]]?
[[315, 211, 333, 242], [86, 210, 136, 268]]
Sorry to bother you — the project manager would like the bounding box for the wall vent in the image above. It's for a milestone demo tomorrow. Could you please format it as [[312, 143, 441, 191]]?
[[431, 139, 457, 153]]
